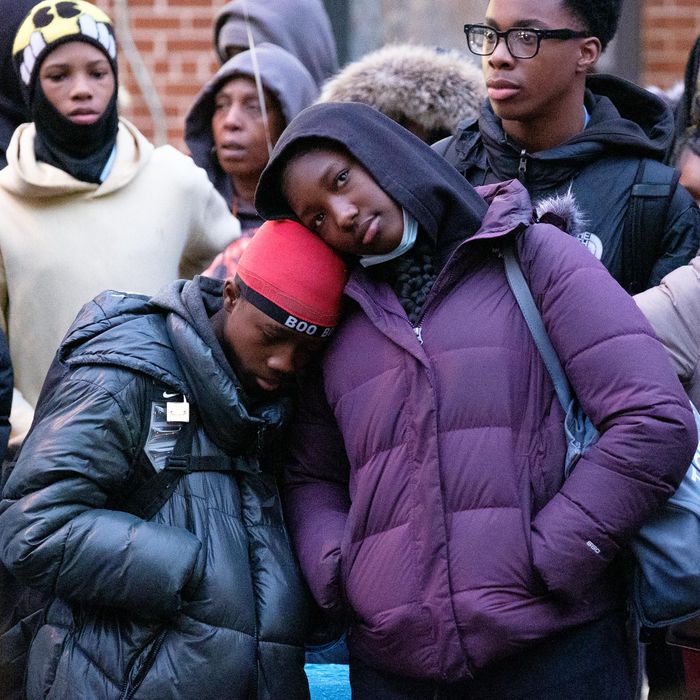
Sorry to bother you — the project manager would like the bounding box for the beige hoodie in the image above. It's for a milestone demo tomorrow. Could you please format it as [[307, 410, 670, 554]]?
[[0, 118, 239, 442]]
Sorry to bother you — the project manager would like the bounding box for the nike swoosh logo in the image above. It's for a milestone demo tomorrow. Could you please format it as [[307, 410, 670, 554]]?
[[162, 391, 179, 399]]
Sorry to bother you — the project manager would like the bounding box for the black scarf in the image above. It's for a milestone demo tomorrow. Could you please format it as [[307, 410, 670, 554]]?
[[32, 82, 119, 184]]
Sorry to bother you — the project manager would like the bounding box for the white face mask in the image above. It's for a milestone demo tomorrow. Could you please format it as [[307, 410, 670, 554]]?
[[359, 209, 418, 268]]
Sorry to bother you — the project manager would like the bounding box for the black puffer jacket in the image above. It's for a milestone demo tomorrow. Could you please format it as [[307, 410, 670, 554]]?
[[0, 328, 11, 464], [0, 276, 309, 699], [435, 74, 700, 290]]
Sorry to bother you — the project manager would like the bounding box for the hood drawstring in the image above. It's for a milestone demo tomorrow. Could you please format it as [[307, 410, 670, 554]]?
[[242, 0, 274, 159]]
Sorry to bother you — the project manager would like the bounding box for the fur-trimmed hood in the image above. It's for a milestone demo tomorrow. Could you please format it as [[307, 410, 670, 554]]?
[[318, 44, 485, 142], [533, 189, 588, 240]]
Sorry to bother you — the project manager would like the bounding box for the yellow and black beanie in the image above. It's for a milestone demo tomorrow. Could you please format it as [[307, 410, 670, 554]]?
[[12, 0, 117, 103]]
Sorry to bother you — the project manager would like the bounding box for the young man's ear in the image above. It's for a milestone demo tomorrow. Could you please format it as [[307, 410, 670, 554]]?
[[223, 278, 241, 312], [576, 37, 602, 74]]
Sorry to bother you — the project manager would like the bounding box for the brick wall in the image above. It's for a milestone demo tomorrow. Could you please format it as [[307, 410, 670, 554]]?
[[95, 0, 222, 151], [643, 0, 700, 90]]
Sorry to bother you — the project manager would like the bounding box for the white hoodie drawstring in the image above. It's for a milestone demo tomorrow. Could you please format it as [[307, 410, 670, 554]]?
[[242, 0, 274, 159]]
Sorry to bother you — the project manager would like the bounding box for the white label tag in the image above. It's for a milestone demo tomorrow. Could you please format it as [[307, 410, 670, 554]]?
[[166, 400, 190, 423]]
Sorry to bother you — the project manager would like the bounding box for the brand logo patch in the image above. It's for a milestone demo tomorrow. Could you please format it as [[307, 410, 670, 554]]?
[[575, 231, 603, 260], [585, 540, 602, 555]]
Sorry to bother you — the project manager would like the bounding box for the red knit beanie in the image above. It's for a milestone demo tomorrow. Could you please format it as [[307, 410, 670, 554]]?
[[236, 220, 348, 337]]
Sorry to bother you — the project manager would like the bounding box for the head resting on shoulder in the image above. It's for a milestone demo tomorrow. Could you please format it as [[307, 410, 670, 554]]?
[[256, 102, 488, 255], [217, 218, 348, 394]]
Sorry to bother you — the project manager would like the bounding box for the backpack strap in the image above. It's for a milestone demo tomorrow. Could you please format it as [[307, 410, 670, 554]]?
[[621, 159, 680, 294], [119, 398, 257, 521], [502, 241, 574, 413]]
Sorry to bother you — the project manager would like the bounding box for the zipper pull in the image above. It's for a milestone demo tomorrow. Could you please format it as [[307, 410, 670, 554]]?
[[518, 149, 527, 182], [414, 326, 423, 345], [256, 425, 267, 455]]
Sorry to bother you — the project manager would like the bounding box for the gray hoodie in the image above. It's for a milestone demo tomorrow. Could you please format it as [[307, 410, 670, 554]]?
[[214, 0, 338, 88], [184, 44, 318, 213]]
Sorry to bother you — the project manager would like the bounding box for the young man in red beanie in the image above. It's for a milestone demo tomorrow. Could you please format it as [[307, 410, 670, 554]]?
[[0, 220, 348, 700]]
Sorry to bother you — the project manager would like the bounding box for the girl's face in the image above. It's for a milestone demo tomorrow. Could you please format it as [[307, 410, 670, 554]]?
[[282, 148, 404, 257], [39, 41, 115, 125]]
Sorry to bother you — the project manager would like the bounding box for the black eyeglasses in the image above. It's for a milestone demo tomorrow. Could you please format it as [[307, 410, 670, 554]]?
[[464, 24, 588, 59]]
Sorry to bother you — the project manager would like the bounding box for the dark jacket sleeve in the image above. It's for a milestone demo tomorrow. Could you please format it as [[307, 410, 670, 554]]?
[[522, 224, 698, 599], [0, 327, 12, 466], [0, 370, 202, 619], [283, 370, 351, 616], [647, 185, 700, 287]]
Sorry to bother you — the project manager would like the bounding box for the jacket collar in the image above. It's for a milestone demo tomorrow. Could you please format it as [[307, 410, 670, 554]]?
[[344, 179, 532, 319]]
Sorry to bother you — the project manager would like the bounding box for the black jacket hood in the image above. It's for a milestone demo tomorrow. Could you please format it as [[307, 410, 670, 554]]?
[[256, 102, 488, 245], [470, 74, 675, 190], [59, 276, 290, 455], [580, 74, 675, 159]]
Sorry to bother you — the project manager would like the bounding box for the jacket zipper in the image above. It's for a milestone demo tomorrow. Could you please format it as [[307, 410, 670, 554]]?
[[518, 148, 527, 182], [411, 240, 477, 342], [120, 628, 167, 700]]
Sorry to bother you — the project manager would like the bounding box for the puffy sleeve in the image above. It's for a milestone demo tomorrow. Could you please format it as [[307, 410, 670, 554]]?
[[522, 225, 697, 599], [0, 242, 32, 451], [0, 371, 202, 619], [283, 369, 351, 616]]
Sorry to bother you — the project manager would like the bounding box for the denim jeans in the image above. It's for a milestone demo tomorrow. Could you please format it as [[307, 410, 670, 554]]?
[[350, 611, 634, 699]]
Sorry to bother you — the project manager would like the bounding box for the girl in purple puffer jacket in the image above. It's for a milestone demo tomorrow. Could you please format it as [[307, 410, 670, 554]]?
[[255, 102, 697, 699]]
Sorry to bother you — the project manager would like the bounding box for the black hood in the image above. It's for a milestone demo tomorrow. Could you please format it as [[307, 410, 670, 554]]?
[[474, 73, 675, 191], [60, 277, 291, 456], [256, 102, 487, 245]]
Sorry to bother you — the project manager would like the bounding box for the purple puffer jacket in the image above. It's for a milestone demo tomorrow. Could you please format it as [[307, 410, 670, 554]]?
[[284, 181, 697, 681]]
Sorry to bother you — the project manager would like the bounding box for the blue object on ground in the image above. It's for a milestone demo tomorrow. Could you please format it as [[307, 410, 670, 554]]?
[[305, 664, 351, 700]]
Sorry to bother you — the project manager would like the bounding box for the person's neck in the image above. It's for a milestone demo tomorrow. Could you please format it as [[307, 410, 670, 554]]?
[[500, 91, 588, 154], [231, 172, 259, 207]]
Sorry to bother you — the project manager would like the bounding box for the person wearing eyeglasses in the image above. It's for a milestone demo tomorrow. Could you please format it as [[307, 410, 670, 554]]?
[[435, 0, 700, 297]]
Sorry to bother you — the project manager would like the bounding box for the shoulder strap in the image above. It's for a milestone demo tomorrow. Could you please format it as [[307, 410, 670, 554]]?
[[502, 242, 573, 413], [119, 400, 255, 520], [621, 159, 680, 294]]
